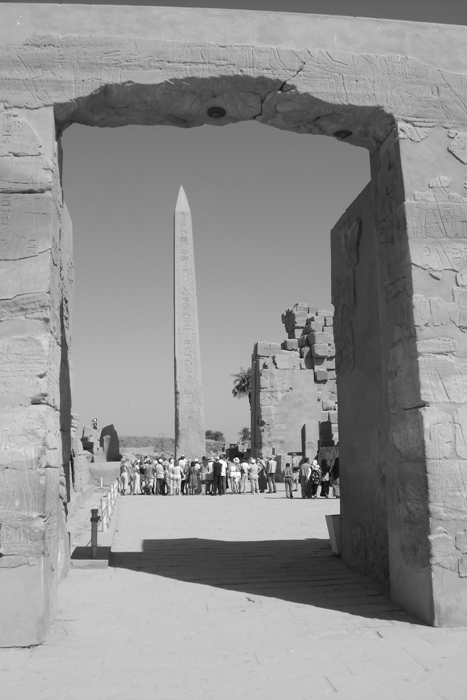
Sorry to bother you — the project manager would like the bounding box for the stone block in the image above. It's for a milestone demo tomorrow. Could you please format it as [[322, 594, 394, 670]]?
[[314, 368, 328, 382], [329, 410, 338, 423], [255, 342, 281, 357], [308, 331, 334, 345], [0, 192, 58, 261], [0, 329, 60, 408], [419, 355, 467, 405], [320, 411, 330, 422], [306, 321, 324, 333], [459, 555, 467, 578], [327, 343, 336, 357], [0, 155, 55, 193], [312, 344, 329, 358], [327, 358, 336, 370], [328, 369, 337, 379], [417, 338, 458, 355], [317, 309, 333, 317], [324, 316, 333, 326], [322, 399, 336, 411], [455, 530, 467, 554], [391, 407, 453, 461], [282, 339, 298, 351], [287, 329, 301, 339], [272, 352, 300, 370], [0, 108, 55, 160]]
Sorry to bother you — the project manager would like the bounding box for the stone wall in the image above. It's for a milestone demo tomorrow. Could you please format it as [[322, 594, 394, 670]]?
[[0, 107, 71, 646], [251, 304, 338, 460], [0, 3, 467, 637], [331, 183, 390, 585]]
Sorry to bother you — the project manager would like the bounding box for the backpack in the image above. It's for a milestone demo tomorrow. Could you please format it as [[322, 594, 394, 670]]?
[[310, 468, 321, 484]]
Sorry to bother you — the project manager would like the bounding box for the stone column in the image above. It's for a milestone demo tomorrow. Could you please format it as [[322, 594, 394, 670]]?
[[0, 107, 68, 645], [372, 121, 467, 626]]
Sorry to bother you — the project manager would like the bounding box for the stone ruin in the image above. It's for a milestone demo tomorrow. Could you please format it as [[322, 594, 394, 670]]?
[[70, 414, 91, 494], [251, 303, 338, 462], [99, 424, 121, 463], [1, 4, 467, 643]]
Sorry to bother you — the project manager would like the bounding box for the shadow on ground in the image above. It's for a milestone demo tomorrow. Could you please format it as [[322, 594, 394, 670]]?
[[110, 538, 420, 624]]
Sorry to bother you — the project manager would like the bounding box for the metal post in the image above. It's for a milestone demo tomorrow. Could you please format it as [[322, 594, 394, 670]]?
[[90, 508, 100, 558]]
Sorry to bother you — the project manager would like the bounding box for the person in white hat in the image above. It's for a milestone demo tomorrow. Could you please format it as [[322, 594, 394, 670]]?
[[229, 457, 241, 494], [249, 458, 260, 495]]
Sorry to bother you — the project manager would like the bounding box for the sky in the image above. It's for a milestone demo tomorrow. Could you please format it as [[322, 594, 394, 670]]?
[[8, 0, 467, 441]]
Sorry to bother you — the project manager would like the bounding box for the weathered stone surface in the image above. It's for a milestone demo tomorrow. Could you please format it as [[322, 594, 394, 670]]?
[[308, 331, 334, 345], [0, 2, 467, 640], [314, 369, 328, 382], [282, 339, 298, 351], [255, 341, 281, 356], [99, 424, 120, 463], [272, 351, 300, 371], [174, 187, 205, 459], [312, 344, 331, 358]]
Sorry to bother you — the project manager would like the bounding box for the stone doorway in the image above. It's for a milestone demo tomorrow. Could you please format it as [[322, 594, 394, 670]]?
[[1, 4, 467, 644]]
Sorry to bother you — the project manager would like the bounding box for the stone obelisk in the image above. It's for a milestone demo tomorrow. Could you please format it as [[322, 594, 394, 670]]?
[[174, 186, 206, 459]]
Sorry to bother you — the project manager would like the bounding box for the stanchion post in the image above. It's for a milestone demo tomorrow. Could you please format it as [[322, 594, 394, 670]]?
[[90, 508, 100, 558]]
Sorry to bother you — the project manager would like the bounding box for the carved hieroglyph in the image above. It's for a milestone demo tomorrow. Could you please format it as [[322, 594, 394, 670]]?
[[174, 187, 206, 459]]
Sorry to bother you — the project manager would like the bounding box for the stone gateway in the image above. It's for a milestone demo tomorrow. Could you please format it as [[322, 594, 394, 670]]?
[[0, 4, 467, 644]]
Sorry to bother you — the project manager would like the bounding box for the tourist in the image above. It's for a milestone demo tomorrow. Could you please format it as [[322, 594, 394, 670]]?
[[179, 455, 188, 495], [283, 462, 294, 498], [292, 460, 300, 492], [229, 458, 241, 494], [165, 458, 173, 495], [155, 458, 165, 495], [310, 459, 322, 498], [240, 457, 249, 493], [131, 462, 141, 495], [320, 459, 331, 498], [212, 455, 224, 495], [143, 458, 154, 495], [257, 455, 268, 493], [188, 460, 199, 494], [266, 455, 277, 494], [170, 459, 182, 496], [300, 458, 311, 499], [205, 457, 213, 494], [200, 456, 208, 495], [249, 458, 260, 495], [331, 457, 340, 498], [219, 454, 228, 493], [120, 459, 130, 495]]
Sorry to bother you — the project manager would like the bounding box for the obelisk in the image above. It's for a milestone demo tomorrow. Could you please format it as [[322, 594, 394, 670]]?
[[174, 186, 206, 459]]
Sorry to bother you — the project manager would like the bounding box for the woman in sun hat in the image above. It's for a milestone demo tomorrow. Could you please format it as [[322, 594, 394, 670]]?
[[229, 457, 241, 494]]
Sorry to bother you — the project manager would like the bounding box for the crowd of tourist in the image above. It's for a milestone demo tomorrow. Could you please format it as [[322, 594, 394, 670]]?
[[119, 453, 340, 498]]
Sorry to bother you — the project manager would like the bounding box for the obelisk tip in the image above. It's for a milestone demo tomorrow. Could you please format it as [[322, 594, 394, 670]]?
[[175, 185, 190, 212]]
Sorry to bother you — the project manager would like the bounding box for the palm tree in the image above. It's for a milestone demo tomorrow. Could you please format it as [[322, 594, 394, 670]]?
[[238, 426, 251, 442], [232, 367, 252, 407]]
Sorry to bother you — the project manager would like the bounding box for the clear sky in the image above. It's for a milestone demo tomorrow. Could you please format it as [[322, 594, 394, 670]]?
[[11, 0, 466, 441]]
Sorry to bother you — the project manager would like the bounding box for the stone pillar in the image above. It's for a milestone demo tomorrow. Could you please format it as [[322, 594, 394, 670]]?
[[0, 107, 68, 645], [174, 186, 206, 459], [372, 122, 467, 625]]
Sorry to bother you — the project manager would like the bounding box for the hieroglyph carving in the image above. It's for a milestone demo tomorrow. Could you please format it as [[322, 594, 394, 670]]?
[[174, 187, 205, 458]]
